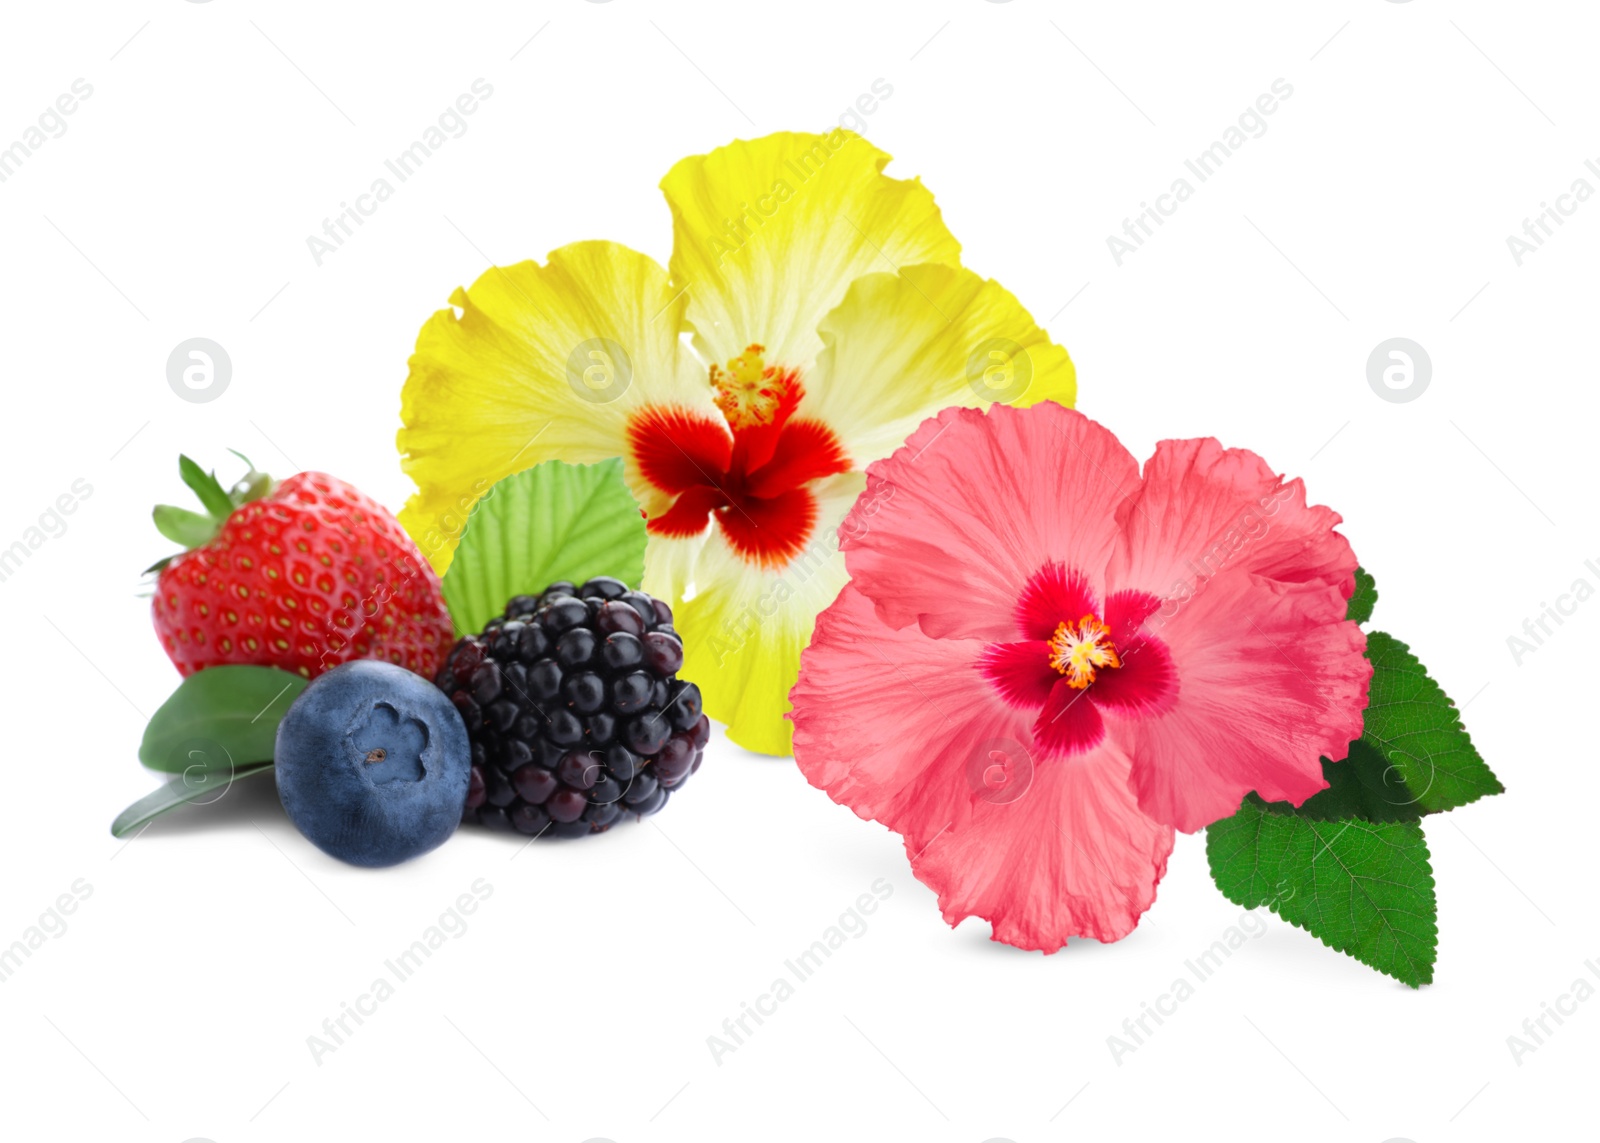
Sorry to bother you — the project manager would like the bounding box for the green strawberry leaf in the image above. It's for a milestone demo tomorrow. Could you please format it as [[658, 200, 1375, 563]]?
[[178, 454, 235, 521], [139, 666, 308, 773], [1207, 796, 1437, 986], [110, 760, 275, 838], [153, 504, 221, 549], [1348, 566, 1377, 624], [441, 458, 647, 636]]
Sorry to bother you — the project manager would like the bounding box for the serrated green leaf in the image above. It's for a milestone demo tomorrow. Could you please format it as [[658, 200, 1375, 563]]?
[[110, 761, 275, 838], [1207, 797, 1437, 986], [441, 458, 647, 635], [1357, 631, 1503, 815], [1258, 628, 1502, 822], [178, 454, 235, 521], [1348, 566, 1377, 624], [152, 504, 220, 549], [139, 666, 307, 772], [1262, 739, 1423, 823]]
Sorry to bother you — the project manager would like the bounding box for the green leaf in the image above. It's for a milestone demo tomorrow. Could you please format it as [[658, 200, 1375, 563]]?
[[1258, 630, 1502, 822], [178, 454, 236, 521], [1356, 631, 1503, 815], [441, 458, 647, 636], [1207, 796, 1437, 986], [1348, 566, 1377, 624], [139, 666, 307, 773], [1263, 739, 1423, 823], [152, 504, 220, 549], [110, 761, 275, 838]]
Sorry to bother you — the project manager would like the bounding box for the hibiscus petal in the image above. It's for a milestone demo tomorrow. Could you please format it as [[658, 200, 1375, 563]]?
[[744, 418, 852, 499], [397, 241, 712, 574], [646, 485, 723, 539], [1107, 438, 1370, 832], [715, 487, 818, 569], [626, 406, 733, 495], [670, 472, 864, 756], [1015, 562, 1099, 640], [1033, 678, 1106, 758], [1089, 633, 1177, 717], [1104, 589, 1162, 643], [840, 403, 1139, 642], [977, 641, 1057, 710], [910, 740, 1174, 951], [662, 132, 962, 370], [805, 264, 1077, 465], [790, 583, 1021, 851]]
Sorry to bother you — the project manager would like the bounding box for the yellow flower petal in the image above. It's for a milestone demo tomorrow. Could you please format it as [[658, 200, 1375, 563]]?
[[397, 240, 712, 574], [661, 130, 962, 370], [659, 472, 865, 755], [806, 264, 1077, 465]]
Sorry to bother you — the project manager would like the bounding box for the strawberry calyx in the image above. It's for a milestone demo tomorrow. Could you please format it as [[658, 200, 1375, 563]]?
[[145, 451, 277, 575]]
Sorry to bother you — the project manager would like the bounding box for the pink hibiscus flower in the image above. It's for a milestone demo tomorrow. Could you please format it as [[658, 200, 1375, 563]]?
[[788, 402, 1370, 951]]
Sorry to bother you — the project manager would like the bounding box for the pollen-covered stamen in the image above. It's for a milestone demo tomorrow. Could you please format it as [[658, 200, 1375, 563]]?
[[1048, 615, 1121, 689], [710, 343, 803, 431]]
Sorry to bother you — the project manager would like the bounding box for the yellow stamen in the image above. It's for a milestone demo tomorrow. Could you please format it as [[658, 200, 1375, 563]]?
[[1048, 615, 1121, 689], [710, 343, 801, 430]]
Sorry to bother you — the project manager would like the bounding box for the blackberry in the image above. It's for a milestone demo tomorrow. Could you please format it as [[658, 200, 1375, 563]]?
[[436, 577, 709, 839]]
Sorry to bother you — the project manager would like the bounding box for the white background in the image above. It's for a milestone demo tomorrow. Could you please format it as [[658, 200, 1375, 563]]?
[[0, 2, 1592, 1140]]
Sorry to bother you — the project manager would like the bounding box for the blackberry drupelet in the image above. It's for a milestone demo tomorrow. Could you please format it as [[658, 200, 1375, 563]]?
[[436, 577, 710, 839]]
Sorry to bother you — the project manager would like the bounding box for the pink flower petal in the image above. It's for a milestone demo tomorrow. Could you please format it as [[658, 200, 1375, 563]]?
[[1033, 678, 1106, 758], [1107, 438, 1370, 831], [790, 585, 1024, 853], [839, 403, 1139, 641], [1014, 562, 1098, 640], [910, 740, 1174, 951], [977, 641, 1056, 710]]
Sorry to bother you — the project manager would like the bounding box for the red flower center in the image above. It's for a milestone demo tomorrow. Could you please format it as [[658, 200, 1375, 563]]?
[[978, 563, 1178, 760], [627, 345, 852, 568]]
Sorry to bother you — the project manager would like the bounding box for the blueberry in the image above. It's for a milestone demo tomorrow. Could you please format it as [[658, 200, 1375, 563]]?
[[274, 661, 471, 867]]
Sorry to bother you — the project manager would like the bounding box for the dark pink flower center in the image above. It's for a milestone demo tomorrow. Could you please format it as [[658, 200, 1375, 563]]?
[[977, 562, 1178, 761]]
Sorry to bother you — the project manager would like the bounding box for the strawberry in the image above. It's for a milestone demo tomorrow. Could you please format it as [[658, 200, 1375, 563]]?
[[149, 453, 456, 680]]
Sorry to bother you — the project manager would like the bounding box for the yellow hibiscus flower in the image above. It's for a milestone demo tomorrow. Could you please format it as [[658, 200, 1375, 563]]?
[[397, 129, 1076, 755]]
